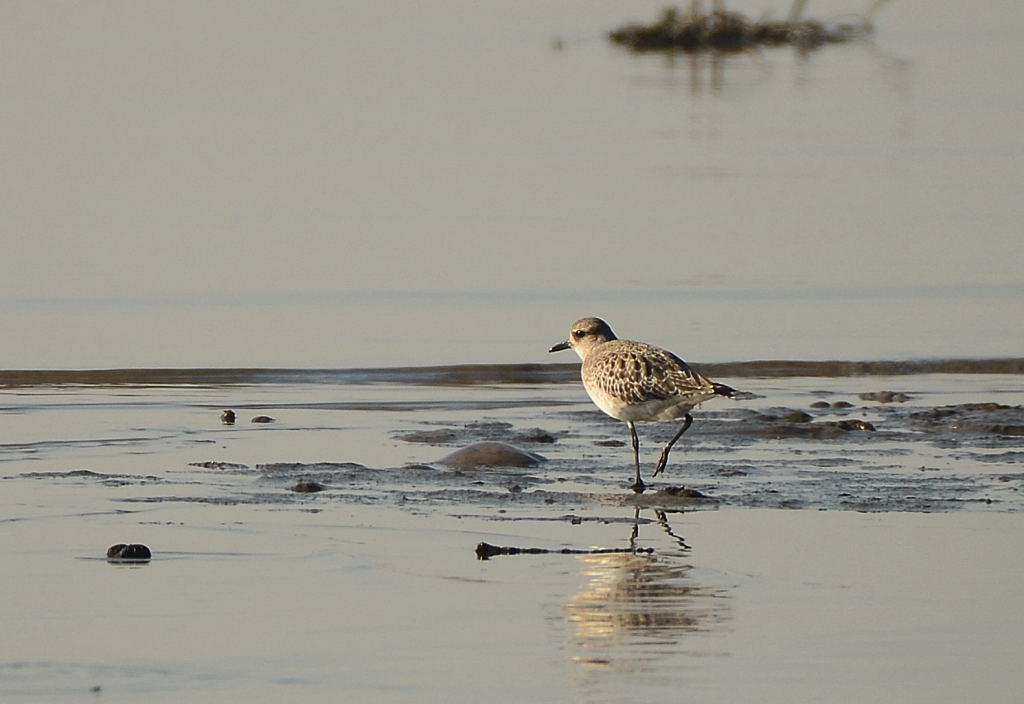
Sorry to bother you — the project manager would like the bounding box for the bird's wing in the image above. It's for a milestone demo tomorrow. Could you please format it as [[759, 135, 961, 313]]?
[[586, 342, 714, 404], [658, 349, 717, 395]]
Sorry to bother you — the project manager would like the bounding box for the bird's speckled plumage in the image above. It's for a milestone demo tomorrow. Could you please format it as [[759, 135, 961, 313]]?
[[550, 316, 736, 492], [581, 338, 717, 420]]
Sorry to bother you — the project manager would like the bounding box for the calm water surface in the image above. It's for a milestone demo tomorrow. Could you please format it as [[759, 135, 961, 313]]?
[[2, 0, 1022, 368]]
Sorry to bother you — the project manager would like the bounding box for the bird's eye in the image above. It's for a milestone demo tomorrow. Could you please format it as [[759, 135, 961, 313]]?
[[572, 329, 586, 339]]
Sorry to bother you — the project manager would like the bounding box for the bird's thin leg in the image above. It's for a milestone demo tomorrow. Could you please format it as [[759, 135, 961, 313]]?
[[627, 420, 645, 493], [652, 414, 693, 478]]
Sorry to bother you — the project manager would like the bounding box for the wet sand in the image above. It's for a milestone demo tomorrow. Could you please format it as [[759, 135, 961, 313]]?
[[2, 362, 1023, 701]]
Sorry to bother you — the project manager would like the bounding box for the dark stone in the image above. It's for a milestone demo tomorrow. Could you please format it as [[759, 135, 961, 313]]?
[[106, 543, 152, 560], [292, 480, 325, 493], [656, 486, 713, 499], [859, 391, 911, 403], [837, 419, 876, 431]]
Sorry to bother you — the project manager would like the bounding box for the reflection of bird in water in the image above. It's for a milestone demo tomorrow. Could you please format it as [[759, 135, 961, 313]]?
[[550, 317, 736, 492], [627, 508, 692, 552], [567, 552, 699, 669], [564, 510, 728, 671]]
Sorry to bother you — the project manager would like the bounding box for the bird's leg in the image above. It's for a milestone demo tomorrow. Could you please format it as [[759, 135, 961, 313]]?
[[627, 420, 645, 493], [653, 414, 693, 478]]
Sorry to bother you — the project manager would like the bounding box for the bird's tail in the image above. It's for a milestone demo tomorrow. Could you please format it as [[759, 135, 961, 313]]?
[[712, 382, 738, 398]]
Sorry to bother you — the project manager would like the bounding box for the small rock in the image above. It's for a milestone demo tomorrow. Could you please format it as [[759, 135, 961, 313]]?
[[837, 419, 875, 431], [832, 401, 854, 409], [106, 543, 152, 560], [783, 411, 813, 423], [251, 415, 275, 424], [810, 401, 830, 409], [859, 391, 911, 403], [439, 442, 545, 469], [656, 486, 712, 499], [221, 409, 236, 424], [292, 480, 325, 493], [515, 428, 557, 444]]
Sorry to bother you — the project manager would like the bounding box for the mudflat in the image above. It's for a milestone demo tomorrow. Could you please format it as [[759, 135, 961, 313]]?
[[2, 363, 1022, 702]]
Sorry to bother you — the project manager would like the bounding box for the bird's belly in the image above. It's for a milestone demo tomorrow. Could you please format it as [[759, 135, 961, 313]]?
[[586, 390, 700, 423]]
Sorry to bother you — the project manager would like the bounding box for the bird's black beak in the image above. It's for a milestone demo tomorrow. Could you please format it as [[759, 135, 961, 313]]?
[[549, 340, 570, 353]]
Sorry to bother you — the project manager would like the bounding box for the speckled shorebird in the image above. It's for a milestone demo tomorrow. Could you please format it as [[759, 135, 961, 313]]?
[[550, 316, 736, 492]]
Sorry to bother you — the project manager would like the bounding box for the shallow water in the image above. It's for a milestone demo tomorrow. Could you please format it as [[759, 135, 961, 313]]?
[[6, 505, 1023, 703], [3, 364, 1024, 701]]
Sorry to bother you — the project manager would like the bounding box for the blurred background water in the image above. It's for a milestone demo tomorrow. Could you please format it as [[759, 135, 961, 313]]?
[[2, 0, 1021, 369]]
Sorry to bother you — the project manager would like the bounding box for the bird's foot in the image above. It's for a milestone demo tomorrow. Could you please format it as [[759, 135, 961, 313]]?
[[630, 479, 647, 494]]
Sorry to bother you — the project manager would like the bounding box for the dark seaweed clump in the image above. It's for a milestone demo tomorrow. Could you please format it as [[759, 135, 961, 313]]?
[[609, 0, 878, 53]]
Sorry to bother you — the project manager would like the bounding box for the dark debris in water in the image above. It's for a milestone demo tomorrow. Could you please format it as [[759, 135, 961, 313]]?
[[608, 0, 879, 54], [475, 541, 654, 560]]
